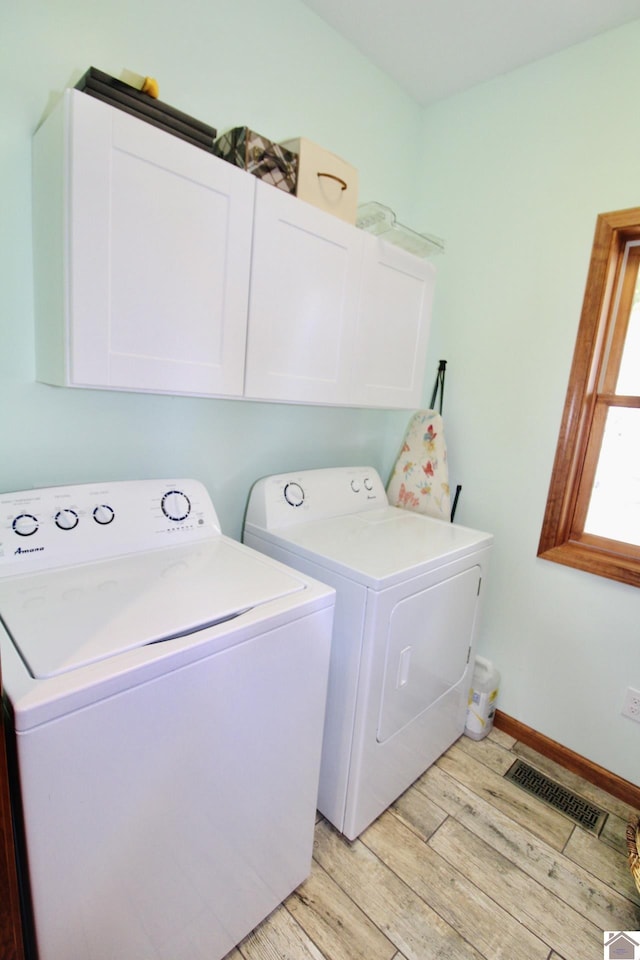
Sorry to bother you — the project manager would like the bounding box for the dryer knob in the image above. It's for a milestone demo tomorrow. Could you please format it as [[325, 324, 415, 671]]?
[[13, 513, 39, 537], [162, 490, 191, 522], [284, 482, 304, 507], [55, 509, 79, 531], [93, 504, 115, 525]]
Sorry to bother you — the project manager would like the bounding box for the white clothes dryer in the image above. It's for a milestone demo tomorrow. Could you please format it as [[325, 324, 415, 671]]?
[[244, 466, 493, 840], [0, 478, 334, 960]]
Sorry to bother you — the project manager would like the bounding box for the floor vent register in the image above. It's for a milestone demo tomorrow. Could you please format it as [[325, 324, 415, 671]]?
[[504, 759, 608, 834]]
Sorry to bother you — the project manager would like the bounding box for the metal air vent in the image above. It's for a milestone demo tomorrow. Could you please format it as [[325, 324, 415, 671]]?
[[504, 759, 608, 834]]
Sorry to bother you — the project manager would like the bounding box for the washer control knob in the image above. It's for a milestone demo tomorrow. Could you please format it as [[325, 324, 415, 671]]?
[[364, 477, 374, 491], [283, 482, 304, 508], [162, 490, 191, 522], [93, 504, 115, 526], [55, 509, 79, 531], [350, 480, 361, 493], [13, 513, 39, 537]]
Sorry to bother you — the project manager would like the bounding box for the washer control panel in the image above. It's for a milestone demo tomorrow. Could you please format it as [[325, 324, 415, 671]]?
[[0, 479, 220, 576], [245, 467, 387, 530]]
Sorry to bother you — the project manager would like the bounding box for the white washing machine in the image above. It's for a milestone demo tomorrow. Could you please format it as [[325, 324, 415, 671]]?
[[0, 478, 334, 960], [244, 466, 493, 840]]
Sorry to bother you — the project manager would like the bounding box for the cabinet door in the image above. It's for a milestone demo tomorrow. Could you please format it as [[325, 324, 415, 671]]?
[[245, 181, 363, 404], [66, 91, 254, 396], [351, 236, 436, 408]]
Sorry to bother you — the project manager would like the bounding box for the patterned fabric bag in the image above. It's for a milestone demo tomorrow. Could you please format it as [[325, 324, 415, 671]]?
[[386, 409, 451, 521], [212, 127, 298, 193]]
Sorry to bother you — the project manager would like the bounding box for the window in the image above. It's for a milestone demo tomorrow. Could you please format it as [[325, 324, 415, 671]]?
[[538, 207, 640, 588]]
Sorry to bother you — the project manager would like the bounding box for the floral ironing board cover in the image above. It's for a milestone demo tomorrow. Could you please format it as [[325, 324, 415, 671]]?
[[386, 410, 451, 521]]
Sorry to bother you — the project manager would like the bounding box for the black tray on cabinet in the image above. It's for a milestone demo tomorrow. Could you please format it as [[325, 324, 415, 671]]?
[[75, 67, 217, 153]]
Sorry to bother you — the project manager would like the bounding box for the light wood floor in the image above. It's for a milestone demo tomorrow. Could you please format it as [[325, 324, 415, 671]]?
[[226, 728, 640, 960]]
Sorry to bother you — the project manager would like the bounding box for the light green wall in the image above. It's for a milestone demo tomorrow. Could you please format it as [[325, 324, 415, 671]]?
[[1, 0, 422, 537], [2, 1, 638, 787], [418, 22, 640, 784]]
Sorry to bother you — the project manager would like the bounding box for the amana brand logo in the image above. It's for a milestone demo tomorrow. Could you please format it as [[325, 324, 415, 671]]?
[[14, 545, 45, 555]]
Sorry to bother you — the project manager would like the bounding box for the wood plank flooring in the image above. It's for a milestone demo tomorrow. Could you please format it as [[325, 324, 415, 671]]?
[[225, 728, 640, 960]]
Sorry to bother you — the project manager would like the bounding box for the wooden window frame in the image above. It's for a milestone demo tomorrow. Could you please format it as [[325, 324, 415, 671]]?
[[538, 207, 640, 588]]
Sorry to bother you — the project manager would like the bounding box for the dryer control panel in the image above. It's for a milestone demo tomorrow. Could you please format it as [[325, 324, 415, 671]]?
[[0, 478, 220, 575], [246, 466, 388, 530]]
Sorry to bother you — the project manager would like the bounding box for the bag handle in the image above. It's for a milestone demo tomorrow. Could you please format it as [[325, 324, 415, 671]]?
[[430, 359, 447, 414], [317, 171, 348, 191]]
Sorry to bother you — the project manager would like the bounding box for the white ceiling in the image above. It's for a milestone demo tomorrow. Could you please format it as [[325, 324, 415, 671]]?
[[299, 0, 640, 105]]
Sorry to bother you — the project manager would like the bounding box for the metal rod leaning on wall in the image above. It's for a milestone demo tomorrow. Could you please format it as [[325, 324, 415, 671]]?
[[429, 360, 462, 523]]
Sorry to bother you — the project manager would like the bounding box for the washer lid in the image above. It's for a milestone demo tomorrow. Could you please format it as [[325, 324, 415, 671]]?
[[0, 538, 306, 679], [260, 506, 493, 588]]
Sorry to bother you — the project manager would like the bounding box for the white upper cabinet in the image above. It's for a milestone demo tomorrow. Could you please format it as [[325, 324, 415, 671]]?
[[245, 181, 364, 405], [33, 89, 435, 408], [33, 90, 255, 397], [245, 181, 435, 408], [352, 235, 435, 408]]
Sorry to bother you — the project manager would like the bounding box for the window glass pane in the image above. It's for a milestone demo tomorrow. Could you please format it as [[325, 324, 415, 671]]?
[[585, 407, 640, 545], [616, 287, 640, 394]]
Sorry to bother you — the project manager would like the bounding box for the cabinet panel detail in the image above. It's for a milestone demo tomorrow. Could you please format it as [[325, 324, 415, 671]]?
[[245, 182, 362, 404], [34, 90, 254, 398]]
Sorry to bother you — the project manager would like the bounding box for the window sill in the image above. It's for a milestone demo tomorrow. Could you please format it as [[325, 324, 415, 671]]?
[[538, 539, 640, 588]]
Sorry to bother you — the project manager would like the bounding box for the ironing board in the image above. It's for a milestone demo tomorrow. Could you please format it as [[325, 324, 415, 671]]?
[[386, 361, 457, 521]]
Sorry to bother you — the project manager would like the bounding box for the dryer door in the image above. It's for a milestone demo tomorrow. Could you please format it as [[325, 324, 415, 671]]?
[[377, 565, 481, 742]]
